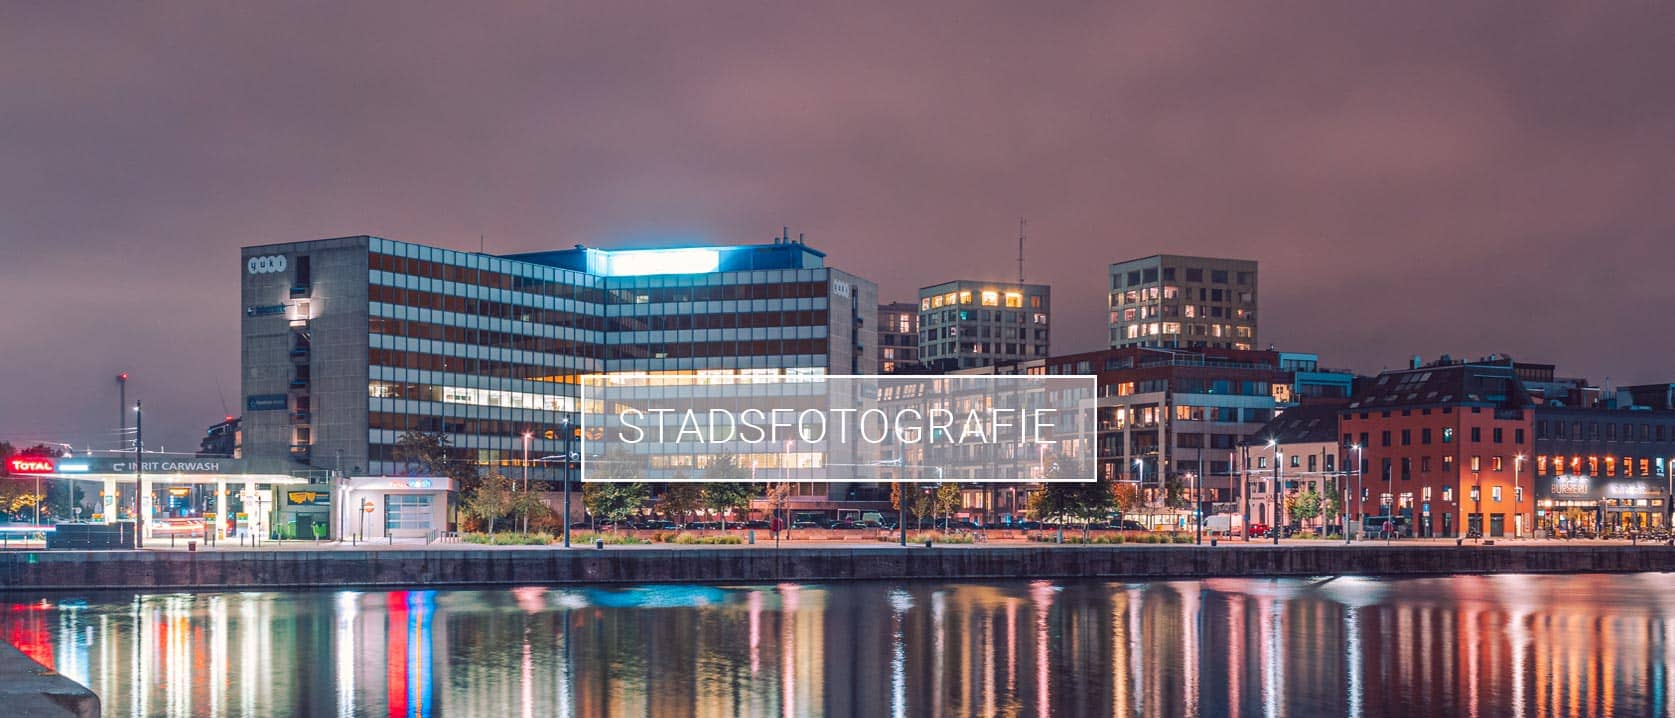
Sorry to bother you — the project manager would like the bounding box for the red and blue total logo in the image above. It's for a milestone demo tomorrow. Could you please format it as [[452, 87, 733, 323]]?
[[6, 457, 55, 475]]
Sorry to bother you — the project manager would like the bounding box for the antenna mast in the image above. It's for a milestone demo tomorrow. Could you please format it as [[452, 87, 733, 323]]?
[[1017, 218, 1026, 283]]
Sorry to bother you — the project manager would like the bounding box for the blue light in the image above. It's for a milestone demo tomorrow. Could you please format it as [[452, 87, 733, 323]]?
[[605, 248, 721, 276]]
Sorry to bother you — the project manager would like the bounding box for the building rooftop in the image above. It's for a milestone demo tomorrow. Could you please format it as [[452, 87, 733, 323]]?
[[1347, 360, 1535, 411], [1247, 404, 1341, 446]]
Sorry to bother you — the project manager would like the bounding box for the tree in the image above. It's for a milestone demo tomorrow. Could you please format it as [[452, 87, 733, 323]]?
[[1112, 482, 1140, 516], [934, 483, 961, 522], [660, 477, 703, 524], [393, 430, 449, 474], [583, 482, 649, 525], [462, 472, 518, 535], [585, 454, 649, 526], [1289, 488, 1323, 529], [701, 453, 753, 530]]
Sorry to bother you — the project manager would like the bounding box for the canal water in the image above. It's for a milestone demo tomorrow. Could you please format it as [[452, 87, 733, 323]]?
[[4, 574, 1671, 717]]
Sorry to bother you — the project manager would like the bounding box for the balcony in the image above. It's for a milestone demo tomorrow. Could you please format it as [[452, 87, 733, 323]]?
[[289, 444, 311, 463], [290, 411, 311, 424], [289, 283, 311, 298], [289, 376, 309, 389], [289, 344, 311, 361]]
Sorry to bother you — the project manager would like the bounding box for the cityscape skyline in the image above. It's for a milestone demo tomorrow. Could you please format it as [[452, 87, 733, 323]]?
[[5, 2, 1675, 453]]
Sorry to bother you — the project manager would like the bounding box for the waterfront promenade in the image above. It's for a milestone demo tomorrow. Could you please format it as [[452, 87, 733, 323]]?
[[6, 538, 1675, 593]]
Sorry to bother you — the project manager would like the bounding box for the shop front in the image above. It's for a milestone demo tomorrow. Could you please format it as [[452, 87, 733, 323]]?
[[340, 476, 455, 540], [1536, 473, 1667, 537]]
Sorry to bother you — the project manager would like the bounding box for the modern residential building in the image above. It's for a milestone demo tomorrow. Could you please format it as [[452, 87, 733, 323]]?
[[876, 301, 922, 373], [240, 234, 880, 521], [1532, 405, 1675, 535], [917, 280, 1050, 371], [1242, 404, 1342, 531], [1277, 352, 1355, 406], [1047, 346, 1288, 524], [1108, 255, 1257, 350], [1339, 357, 1535, 538]]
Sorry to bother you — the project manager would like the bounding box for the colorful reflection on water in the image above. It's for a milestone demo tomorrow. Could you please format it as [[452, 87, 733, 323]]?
[[5, 574, 1675, 717]]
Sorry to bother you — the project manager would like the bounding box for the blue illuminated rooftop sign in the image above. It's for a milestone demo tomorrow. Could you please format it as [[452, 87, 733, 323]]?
[[605, 248, 721, 277], [505, 241, 825, 276]]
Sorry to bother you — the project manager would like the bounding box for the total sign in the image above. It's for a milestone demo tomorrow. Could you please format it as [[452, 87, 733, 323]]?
[[7, 457, 55, 474], [247, 255, 288, 274]]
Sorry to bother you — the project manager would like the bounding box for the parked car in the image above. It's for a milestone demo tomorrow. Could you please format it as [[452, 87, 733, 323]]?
[[791, 519, 821, 529], [743, 520, 771, 529], [1117, 520, 1147, 532], [1247, 522, 1270, 538], [1013, 520, 1043, 531], [637, 520, 679, 530], [829, 521, 862, 530]]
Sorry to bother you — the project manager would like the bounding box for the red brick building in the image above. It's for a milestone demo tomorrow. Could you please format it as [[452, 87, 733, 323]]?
[[1340, 359, 1534, 538]]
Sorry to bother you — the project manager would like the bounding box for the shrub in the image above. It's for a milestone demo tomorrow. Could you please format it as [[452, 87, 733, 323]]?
[[671, 533, 742, 545], [461, 532, 555, 546], [573, 532, 648, 545], [880, 531, 973, 544]]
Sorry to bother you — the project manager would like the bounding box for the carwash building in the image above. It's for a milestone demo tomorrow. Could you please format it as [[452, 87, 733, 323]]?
[[240, 233, 878, 517]]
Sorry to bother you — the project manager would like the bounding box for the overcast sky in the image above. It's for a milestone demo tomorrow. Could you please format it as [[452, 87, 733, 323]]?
[[3, 1, 1673, 451]]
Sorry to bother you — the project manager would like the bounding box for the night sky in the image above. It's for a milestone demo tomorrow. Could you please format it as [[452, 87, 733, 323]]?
[[3, 2, 1672, 452]]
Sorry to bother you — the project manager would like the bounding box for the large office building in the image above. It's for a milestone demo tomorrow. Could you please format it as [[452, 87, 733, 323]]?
[[917, 280, 1050, 371], [1108, 255, 1257, 350], [240, 234, 878, 513], [876, 301, 921, 373]]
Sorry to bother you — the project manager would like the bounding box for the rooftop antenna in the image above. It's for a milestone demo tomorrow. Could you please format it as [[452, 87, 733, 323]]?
[[479, 234, 485, 253], [1017, 217, 1027, 283]]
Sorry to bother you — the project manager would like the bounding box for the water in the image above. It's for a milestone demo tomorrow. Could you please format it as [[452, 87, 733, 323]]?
[[4, 574, 1673, 717]]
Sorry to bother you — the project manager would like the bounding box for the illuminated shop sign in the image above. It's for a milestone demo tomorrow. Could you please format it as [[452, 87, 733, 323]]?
[[6, 457, 55, 475], [1550, 476, 1589, 496], [247, 255, 288, 274]]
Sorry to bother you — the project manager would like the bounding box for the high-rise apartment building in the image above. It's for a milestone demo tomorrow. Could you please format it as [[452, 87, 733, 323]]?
[[876, 302, 921, 373], [1108, 255, 1257, 350], [241, 235, 877, 510], [917, 280, 1050, 371]]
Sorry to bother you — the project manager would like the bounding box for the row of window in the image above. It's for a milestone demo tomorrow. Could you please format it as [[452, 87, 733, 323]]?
[[1537, 455, 1668, 478], [1110, 286, 1255, 306], [920, 290, 1044, 310], [370, 317, 600, 356], [1346, 426, 1528, 448], [370, 252, 599, 301], [1113, 266, 1254, 289], [370, 283, 604, 330], [1537, 419, 1672, 442], [922, 309, 1049, 325]]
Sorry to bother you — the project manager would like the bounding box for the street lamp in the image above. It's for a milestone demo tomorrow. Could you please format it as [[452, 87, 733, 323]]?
[[521, 432, 532, 534], [562, 417, 573, 548], [1188, 471, 1201, 544], [1513, 454, 1525, 539], [134, 400, 144, 549], [1269, 440, 1281, 545]]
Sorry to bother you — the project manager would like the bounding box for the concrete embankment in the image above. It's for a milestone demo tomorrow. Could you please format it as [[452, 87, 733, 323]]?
[[0, 643, 99, 717], [4, 544, 1675, 593]]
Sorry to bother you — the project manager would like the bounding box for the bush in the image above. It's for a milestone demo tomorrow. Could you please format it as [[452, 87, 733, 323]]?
[[671, 533, 742, 545], [461, 532, 554, 546], [879, 531, 973, 544], [573, 532, 648, 545]]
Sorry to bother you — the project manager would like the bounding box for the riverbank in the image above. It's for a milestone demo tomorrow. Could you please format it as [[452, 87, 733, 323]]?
[[0, 643, 99, 717], [5, 542, 1675, 592]]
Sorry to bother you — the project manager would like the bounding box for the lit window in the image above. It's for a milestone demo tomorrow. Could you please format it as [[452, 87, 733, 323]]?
[[958, 290, 972, 304], [1162, 322, 1181, 334], [931, 295, 944, 308], [980, 291, 999, 306], [920, 298, 931, 311], [1004, 292, 1023, 308], [944, 292, 958, 306]]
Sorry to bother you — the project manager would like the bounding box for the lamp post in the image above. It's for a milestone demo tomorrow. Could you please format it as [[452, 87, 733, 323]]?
[[1513, 454, 1525, 539], [134, 400, 144, 549], [562, 417, 572, 549], [1190, 471, 1201, 544], [521, 432, 532, 534], [1270, 441, 1282, 545]]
